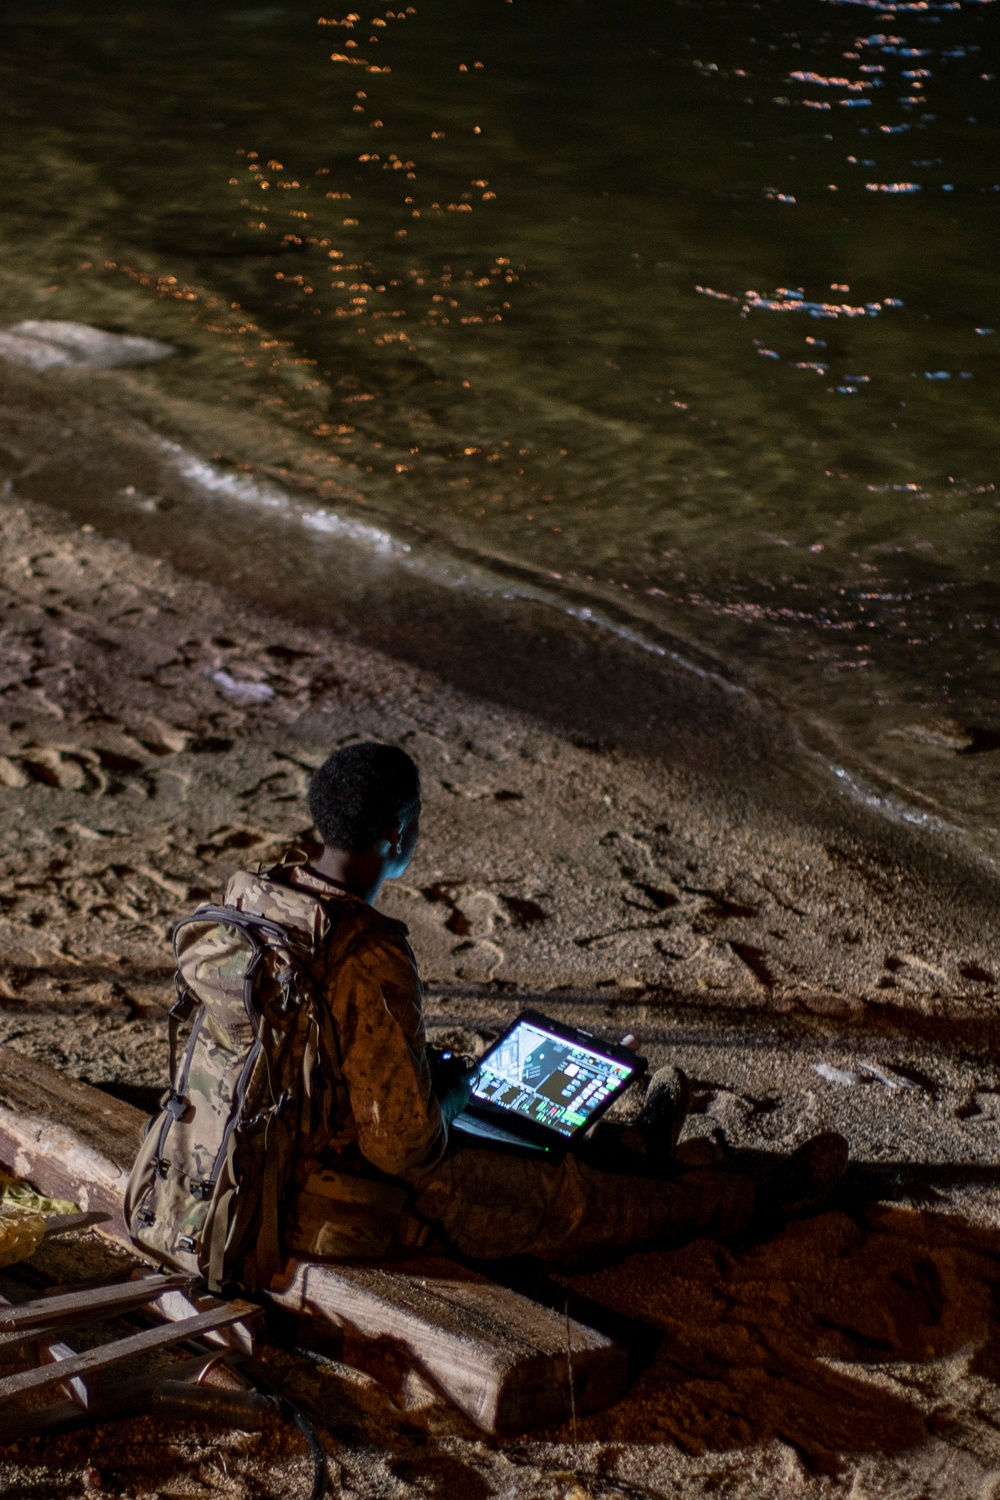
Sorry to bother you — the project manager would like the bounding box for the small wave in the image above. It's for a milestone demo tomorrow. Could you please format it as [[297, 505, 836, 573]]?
[[157, 438, 410, 558], [158, 440, 290, 511], [156, 436, 747, 695], [301, 508, 410, 556], [831, 765, 1000, 871], [561, 605, 746, 691]]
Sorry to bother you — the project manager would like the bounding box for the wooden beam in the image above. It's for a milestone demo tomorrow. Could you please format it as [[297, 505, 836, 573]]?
[[0, 1045, 628, 1432], [270, 1257, 626, 1433]]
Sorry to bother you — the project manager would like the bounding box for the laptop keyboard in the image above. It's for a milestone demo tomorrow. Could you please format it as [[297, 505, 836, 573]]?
[[452, 1112, 551, 1153]]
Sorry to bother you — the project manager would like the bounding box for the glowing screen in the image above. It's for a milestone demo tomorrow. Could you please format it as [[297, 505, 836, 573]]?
[[470, 1020, 633, 1138]]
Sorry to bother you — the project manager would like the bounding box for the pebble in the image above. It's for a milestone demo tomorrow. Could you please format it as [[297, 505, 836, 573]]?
[[207, 669, 276, 703]]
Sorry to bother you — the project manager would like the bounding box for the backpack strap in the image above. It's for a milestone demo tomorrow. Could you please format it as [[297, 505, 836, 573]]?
[[167, 982, 199, 1093]]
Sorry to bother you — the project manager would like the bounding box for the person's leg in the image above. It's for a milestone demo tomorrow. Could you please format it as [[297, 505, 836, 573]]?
[[578, 1065, 693, 1176], [409, 1142, 754, 1263]]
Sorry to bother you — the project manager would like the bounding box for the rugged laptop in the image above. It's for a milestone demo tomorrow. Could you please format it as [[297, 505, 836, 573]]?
[[451, 1010, 647, 1157]]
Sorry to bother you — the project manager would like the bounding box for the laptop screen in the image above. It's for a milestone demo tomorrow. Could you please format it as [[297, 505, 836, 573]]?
[[470, 1017, 636, 1138]]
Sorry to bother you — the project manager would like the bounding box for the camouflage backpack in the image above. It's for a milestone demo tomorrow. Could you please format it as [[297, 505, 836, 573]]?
[[124, 867, 342, 1293]]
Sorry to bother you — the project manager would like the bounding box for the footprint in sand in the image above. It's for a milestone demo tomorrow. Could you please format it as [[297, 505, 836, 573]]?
[[444, 889, 505, 981], [12, 746, 108, 795], [389, 882, 507, 982]]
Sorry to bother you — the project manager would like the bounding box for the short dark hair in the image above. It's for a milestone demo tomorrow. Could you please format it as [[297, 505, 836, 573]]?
[[308, 742, 420, 852]]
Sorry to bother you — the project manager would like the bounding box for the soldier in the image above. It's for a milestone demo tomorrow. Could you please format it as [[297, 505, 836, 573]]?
[[268, 741, 846, 1266]]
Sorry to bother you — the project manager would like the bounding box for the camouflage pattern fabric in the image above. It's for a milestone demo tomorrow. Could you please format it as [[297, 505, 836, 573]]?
[[126, 856, 341, 1288], [278, 857, 755, 1265], [127, 847, 446, 1281], [409, 1148, 752, 1262], [128, 846, 752, 1276], [286, 863, 446, 1178]]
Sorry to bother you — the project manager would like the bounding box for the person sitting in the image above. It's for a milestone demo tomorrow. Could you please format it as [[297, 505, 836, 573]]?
[[254, 741, 847, 1267]]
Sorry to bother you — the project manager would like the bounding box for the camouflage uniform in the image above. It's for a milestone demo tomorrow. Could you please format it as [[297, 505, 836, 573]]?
[[276, 856, 747, 1264]]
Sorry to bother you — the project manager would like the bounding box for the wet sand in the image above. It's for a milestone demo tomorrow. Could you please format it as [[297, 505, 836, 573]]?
[[2, 488, 1000, 1497]]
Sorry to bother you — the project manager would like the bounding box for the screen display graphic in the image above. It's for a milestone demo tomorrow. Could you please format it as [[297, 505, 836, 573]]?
[[471, 1020, 633, 1138]]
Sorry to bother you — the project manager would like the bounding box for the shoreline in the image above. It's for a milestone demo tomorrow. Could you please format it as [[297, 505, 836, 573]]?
[[0, 484, 998, 1042], [2, 354, 999, 880], [3, 485, 1000, 1495]]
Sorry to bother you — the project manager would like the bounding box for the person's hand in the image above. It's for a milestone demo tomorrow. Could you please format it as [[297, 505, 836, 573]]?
[[427, 1046, 478, 1125]]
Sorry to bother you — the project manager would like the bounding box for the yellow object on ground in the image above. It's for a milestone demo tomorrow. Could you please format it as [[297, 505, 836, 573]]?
[[0, 1168, 76, 1218], [0, 1214, 46, 1269], [0, 1168, 78, 1268]]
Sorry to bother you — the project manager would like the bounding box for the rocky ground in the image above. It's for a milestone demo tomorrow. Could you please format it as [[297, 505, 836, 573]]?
[[2, 491, 1000, 1498]]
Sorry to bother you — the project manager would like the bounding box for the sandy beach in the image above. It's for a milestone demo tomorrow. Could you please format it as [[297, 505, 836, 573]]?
[[2, 488, 1000, 1498]]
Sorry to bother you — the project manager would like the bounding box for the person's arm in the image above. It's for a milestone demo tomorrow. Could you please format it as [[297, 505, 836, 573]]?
[[331, 931, 450, 1178]]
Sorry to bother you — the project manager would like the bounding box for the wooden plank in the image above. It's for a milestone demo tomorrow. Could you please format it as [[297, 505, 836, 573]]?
[[141, 1281, 260, 1355], [0, 1274, 186, 1332], [0, 1046, 628, 1431], [0, 1305, 250, 1403], [0, 1286, 91, 1412], [270, 1257, 627, 1434], [0, 1351, 247, 1439]]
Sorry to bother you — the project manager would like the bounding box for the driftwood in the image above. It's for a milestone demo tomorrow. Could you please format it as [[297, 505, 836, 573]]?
[[0, 1048, 138, 1239], [0, 1045, 627, 1432]]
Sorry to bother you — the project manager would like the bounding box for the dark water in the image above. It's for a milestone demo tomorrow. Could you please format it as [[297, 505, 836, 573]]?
[[1, 0, 998, 846]]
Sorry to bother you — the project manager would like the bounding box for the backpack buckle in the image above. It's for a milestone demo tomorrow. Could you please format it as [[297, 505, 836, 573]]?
[[169, 984, 198, 1022], [164, 1091, 188, 1121], [136, 1208, 155, 1227], [190, 1179, 214, 1201], [276, 966, 297, 1015], [154, 1157, 170, 1179], [177, 1235, 198, 1253]]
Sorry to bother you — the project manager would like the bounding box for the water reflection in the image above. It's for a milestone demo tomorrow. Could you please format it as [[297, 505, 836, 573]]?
[[0, 0, 997, 842]]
